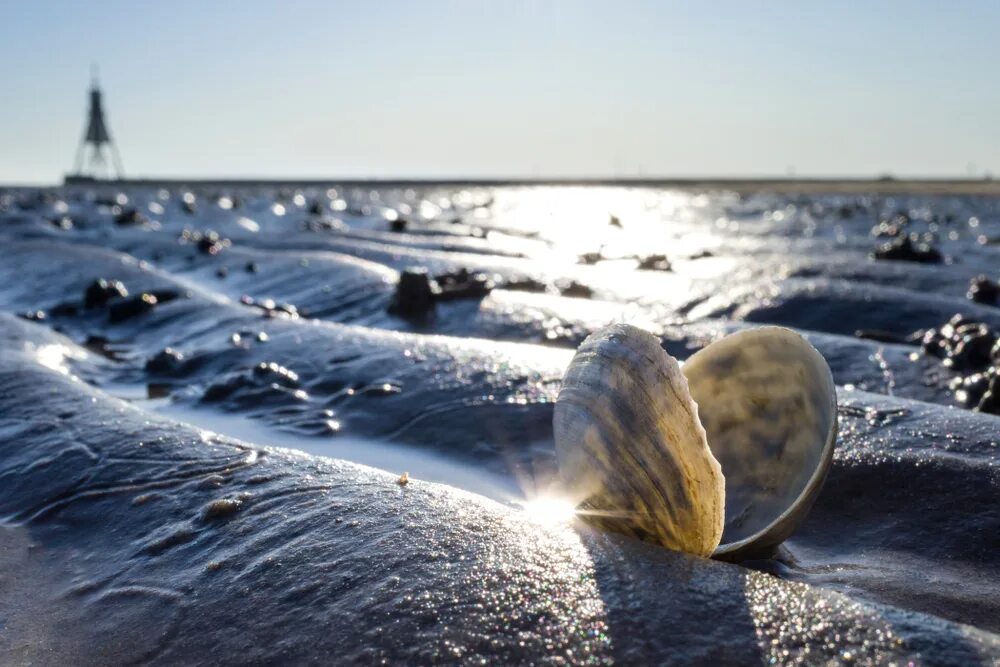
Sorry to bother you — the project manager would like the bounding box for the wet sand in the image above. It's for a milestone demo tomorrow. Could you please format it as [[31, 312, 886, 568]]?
[[0, 183, 998, 663]]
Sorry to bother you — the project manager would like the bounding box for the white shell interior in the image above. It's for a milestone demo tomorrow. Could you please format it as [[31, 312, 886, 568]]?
[[683, 327, 837, 546]]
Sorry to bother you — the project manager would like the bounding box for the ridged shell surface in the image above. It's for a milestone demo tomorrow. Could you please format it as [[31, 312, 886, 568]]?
[[553, 323, 725, 557]]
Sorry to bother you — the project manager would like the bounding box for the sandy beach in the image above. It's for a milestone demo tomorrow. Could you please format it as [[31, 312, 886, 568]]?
[[0, 183, 997, 663]]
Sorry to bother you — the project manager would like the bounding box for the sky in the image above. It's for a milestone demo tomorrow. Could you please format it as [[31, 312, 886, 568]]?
[[1, 0, 998, 183]]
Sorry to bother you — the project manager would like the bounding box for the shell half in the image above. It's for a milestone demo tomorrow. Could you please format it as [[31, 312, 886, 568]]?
[[553, 323, 725, 557], [553, 323, 837, 561], [684, 326, 837, 561]]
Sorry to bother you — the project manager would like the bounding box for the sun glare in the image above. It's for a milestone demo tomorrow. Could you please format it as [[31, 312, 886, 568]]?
[[32, 344, 74, 375], [521, 495, 579, 526]]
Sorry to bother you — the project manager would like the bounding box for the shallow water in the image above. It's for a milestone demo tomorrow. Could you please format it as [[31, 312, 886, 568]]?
[[1, 184, 998, 663]]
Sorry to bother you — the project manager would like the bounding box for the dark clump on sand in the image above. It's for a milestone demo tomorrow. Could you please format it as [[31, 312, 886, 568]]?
[[921, 314, 1000, 413], [82, 334, 129, 361], [557, 280, 594, 298], [873, 234, 943, 263], [978, 376, 1000, 414], [197, 231, 230, 255], [179, 229, 231, 255], [84, 278, 128, 308], [637, 254, 672, 271], [145, 347, 186, 374], [389, 267, 495, 320], [968, 275, 1000, 305], [50, 215, 74, 230], [108, 292, 159, 322], [500, 277, 549, 293], [49, 301, 80, 317], [922, 315, 996, 371], [114, 207, 148, 226], [433, 268, 494, 302]]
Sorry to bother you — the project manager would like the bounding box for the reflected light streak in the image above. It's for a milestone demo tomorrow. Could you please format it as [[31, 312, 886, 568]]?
[[520, 495, 579, 526], [31, 343, 77, 375]]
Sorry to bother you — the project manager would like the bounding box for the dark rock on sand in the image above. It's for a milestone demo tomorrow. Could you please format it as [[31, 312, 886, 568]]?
[[113, 207, 148, 226], [251, 361, 299, 387], [388, 268, 436, 319], [148, 288, 183, 305], [84, 278, 129, 309], [434, 268, 494, 302], [197, 231, 230, 255], [48, 302, 80, 317], [978, 374, 1000, 414], [82, 334, 129, 361], [146, 382, 173, 399], [951, 329, 998, 370], [873, 234, 943, 263], [922, 315, 997, 371], [500, 277, 549, 293], [950, 370, 994, 407], [145, 347, 186, 375], [922, 314, 1000, 411], [558, 280, 594, 299], [968, 275, 1000, 305], [108, 293, 159, 323], [637, 254, 672, 272], [50, 215, 74, 230]]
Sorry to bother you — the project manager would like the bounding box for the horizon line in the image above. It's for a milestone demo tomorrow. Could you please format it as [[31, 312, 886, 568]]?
[[13, 172, 1000, 185]]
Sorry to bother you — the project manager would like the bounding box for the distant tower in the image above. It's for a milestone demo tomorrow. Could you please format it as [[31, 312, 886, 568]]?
[[71, 66, 124, 180]]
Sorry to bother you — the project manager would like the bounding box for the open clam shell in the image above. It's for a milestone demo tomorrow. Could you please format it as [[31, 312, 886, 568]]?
[[553, 323, 837, 561]]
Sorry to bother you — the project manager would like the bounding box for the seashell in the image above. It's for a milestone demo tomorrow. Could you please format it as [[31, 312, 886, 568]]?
[[554, 323, 837, 561], [553, 323, 725, 556]]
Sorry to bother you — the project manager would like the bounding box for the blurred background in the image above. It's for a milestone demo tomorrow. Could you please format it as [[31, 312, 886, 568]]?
[[1, 0, 998, 183]]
